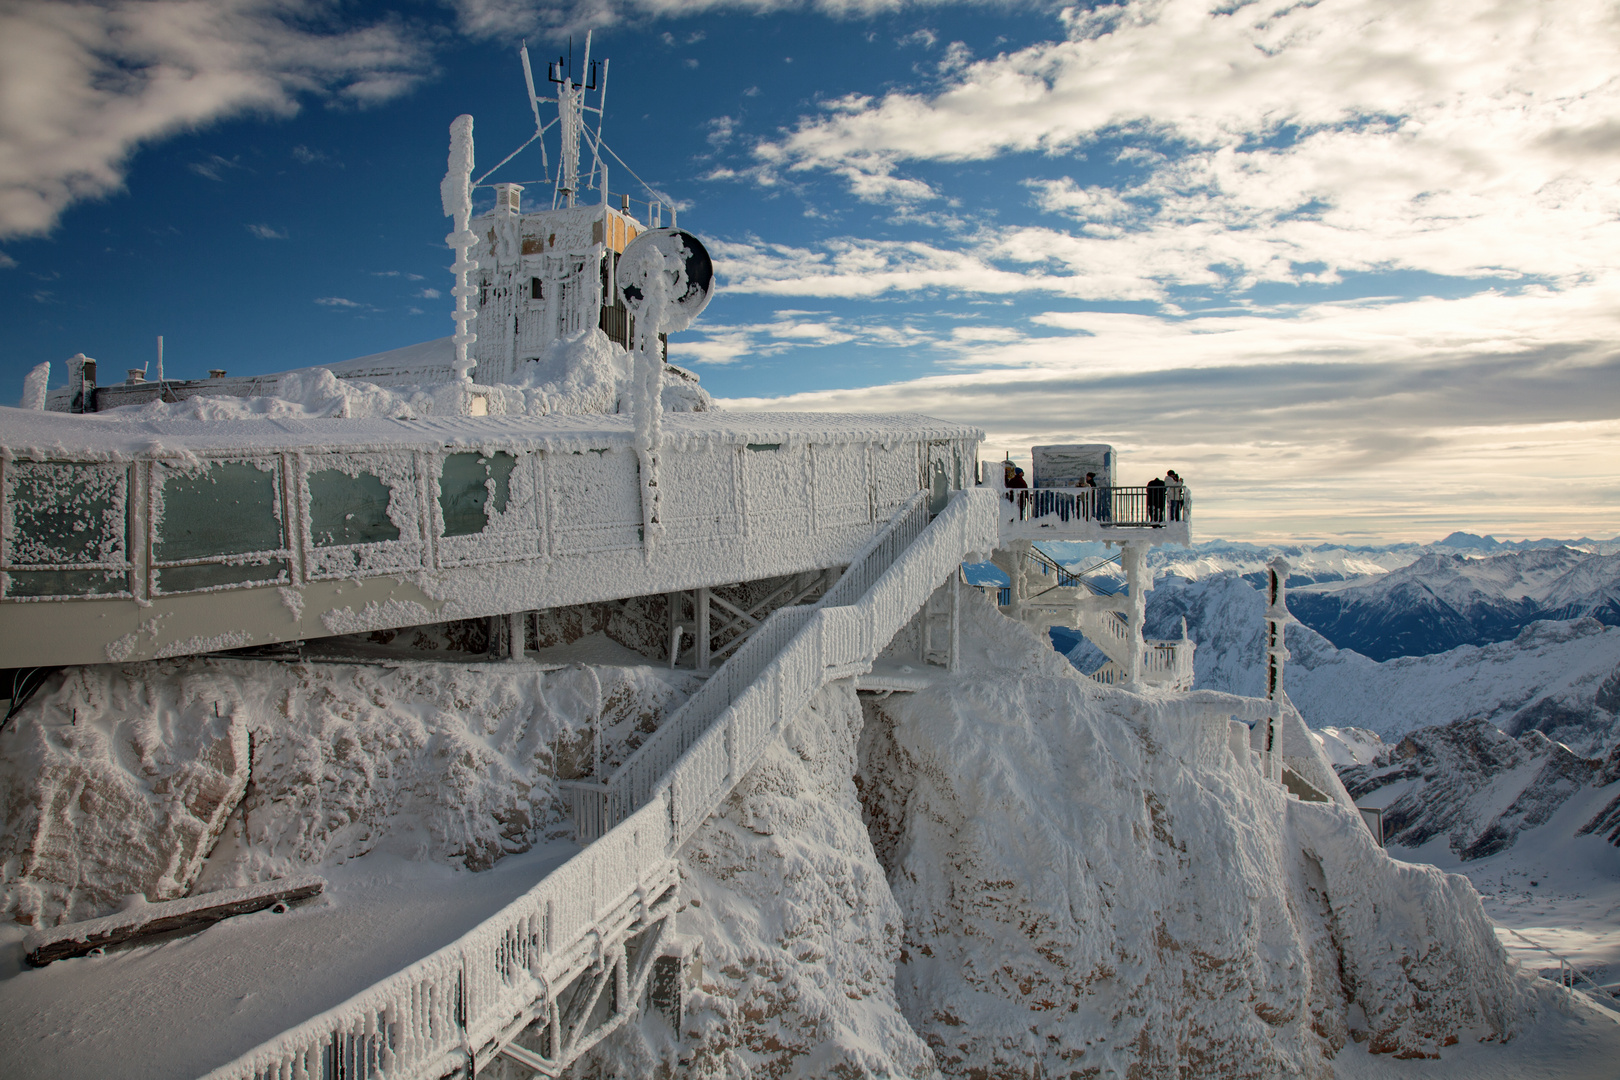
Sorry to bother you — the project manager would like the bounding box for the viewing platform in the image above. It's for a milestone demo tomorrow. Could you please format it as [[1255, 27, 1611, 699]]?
[[0, 407, 979, 668]]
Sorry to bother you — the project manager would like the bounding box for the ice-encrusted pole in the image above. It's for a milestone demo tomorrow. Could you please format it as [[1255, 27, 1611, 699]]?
[[624, 239, 678, 554], [441, 115, 479, 392], [1262, 555, 1292, 784]]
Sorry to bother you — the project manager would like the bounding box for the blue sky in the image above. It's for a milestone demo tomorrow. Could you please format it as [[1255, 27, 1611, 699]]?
[[3, 0, 1619, 543]]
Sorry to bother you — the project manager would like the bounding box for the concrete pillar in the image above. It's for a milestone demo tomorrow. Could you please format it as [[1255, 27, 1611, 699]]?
[[950, 569, 962, 670], [667, 591, 684, 665], [696, 588, 711, 670], [1121, 541, 1149, 690], [507, 612, 525, 661]]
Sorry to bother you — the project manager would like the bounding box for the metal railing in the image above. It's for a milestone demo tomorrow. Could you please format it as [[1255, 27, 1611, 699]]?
[[565, 491, 944, 843], [1495, 924, 1618, 1011], [1006, 485, 1190, 528]]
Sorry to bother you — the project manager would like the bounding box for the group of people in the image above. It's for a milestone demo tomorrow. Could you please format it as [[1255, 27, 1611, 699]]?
[[1146, 470, 1186, 524], [1001, 462, 1184, 526]]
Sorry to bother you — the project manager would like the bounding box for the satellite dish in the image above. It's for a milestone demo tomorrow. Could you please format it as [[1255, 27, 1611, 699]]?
[[617, 228, 714, 334]]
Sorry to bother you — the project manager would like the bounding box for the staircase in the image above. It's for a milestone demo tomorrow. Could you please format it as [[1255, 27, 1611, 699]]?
[[201, 488, 999, 1080], [1012, 546, 1194, 691]]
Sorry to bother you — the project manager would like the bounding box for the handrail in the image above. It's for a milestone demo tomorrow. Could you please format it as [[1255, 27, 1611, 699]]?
[[205, 487, 999, 1080], [1495, 923, 1617, 1008], [1007, 484, 1191, 528], [564, 492, 934, 843]]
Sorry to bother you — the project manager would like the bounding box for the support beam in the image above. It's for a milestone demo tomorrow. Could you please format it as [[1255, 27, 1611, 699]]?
[[696, 588, 711, 670], [508, 611, 526, 661], [1119, 541, 1150, 690]]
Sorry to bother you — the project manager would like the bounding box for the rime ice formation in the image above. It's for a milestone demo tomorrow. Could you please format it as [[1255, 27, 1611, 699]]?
[[0, 657, 700, 927], [564, 592, 1555, 1077], [859, 593, 1528, 1073], [19, 361, 49, 410]]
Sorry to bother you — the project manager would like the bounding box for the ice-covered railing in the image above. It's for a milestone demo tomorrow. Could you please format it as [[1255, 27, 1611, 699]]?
[[1006, 485, 1191, 528], [656, 489, 992, 850], [206, 488, 998, 1080], [564, 490, 941, 843], [201, 796, 677, 1080], [1089, 642, 1194, 690]]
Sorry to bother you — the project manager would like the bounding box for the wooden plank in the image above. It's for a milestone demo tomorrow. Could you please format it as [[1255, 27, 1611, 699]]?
[[24, 874, 325, 967]]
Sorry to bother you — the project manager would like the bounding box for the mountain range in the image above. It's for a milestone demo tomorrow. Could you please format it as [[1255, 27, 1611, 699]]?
[[1285, 549, 1620, 660]]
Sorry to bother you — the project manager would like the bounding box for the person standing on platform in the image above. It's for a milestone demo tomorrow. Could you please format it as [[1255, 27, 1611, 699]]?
[[1147, 474, 1167, 525], [1167, 470, 1185, 521]]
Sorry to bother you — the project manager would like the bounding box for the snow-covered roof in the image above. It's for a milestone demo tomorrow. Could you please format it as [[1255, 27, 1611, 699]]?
[[0, 405, 983, 462]]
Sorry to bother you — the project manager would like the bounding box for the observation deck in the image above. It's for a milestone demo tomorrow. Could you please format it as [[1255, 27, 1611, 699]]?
[[0, 406, 979, 668], [997, 485, 1191, 546]]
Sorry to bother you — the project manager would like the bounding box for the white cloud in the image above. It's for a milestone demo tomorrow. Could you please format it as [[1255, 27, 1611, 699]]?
[[315, 296, 360, 307], [719, 283, 1620, 540], [752, 0, 1620, 290], [0, 252, 17, 269], [450, 0, 1012, 43], [418, 287, 441, 299], [190, 154, 244, 182], [245, 222, 287, 239], [706, 115, 737, 148], [716, 283, 1620, 540], [674, 309, 932, 365], [0, 0, 431, 238]]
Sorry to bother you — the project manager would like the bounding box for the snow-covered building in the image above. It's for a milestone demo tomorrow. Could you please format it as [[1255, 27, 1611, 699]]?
[[4, 41, 1606, 1080]]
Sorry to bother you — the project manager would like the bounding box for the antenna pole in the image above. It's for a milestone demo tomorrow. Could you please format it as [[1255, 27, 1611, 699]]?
[[588, 58, 610, 190], [156, 335, 163, 383]]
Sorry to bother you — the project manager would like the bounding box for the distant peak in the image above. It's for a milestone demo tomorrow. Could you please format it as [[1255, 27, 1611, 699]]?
[[1435, 531, 1498, 550]]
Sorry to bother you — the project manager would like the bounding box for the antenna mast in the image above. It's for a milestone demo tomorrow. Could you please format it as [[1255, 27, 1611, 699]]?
[[547, 31, 599, 208]]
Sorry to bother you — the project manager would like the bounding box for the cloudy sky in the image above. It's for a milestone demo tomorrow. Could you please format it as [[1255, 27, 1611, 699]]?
[[3, 0, 1618, 543]]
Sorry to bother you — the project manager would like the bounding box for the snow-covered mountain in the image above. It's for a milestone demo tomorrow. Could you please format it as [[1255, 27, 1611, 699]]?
[[1339, 720, 1619, 861], [1048, 535, 1620, 661], [1287, 549, 1620, 660], [1116, 572, 1620, 755]]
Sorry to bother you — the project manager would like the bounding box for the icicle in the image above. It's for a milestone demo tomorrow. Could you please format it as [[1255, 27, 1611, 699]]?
[[441, 115, 480, 393]]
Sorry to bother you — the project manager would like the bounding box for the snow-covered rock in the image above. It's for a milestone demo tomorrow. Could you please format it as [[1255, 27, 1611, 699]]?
[[0, 657, 699, 926], [857, 593, 1526, 1071], [1314, 726, 1386, 767], [1339, 719, 1610, 861], [580, 681, 936, 1079]]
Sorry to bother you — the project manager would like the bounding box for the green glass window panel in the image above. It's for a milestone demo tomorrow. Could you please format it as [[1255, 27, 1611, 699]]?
[[156, 462, 282, 562], [155, 559, 289, 594], [7, 463, 126, 566], [308, 470, 400, 547], [5, 569, 128, 598], [439, 452, 515, 537]]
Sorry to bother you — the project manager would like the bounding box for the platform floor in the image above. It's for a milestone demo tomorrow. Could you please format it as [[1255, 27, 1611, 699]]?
[[0, 842, 579, 1080]]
